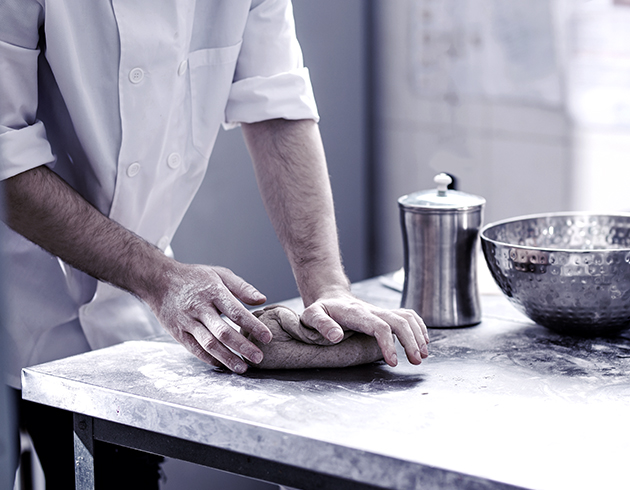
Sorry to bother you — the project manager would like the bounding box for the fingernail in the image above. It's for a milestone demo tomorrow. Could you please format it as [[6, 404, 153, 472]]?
[[390, 353, 398, 366], [328, 329, 344, 343], [421, 345, 429, 357], [251, 352, 263, 364], [234, 363, 248, 374]]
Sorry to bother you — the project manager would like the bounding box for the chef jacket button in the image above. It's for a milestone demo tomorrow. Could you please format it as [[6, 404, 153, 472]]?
[[167, 152, 182, 169], [127, 162, 141, 177], [129, 67, 144, 84], [177, 60, 188, 76], [157, 236, 170, 251]]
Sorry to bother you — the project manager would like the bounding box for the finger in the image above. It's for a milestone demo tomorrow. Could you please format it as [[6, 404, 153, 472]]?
[[301, 304, 345, 343], [370, 322, 398, 367], [197, 313, 265, 365], [327, 307, 398, 366], [214, 267, 267, 306], [383, 308, 429, 358], [398, 308, 430, 347], [404, 308, 430, 344], [188, 321, 255, 374], [373, 310, 425, 365], [208, 284, 273, 344], [178, 330, 233, 370]]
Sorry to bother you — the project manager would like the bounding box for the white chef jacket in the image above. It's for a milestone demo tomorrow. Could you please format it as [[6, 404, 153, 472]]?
[[0, 0, 319, 387]]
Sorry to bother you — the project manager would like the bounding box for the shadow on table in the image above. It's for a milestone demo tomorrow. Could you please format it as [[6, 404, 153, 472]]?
[[230, 361, 426, 394]]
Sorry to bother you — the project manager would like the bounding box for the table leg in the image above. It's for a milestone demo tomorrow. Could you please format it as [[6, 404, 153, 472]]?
[[73, 414, 95, 490]]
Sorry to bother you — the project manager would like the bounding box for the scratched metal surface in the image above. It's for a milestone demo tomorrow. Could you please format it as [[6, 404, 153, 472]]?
[[22, 277, 630, 490]]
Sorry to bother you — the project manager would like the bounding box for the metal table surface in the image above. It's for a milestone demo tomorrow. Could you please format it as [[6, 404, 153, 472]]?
[[21, 276, 630, 490]]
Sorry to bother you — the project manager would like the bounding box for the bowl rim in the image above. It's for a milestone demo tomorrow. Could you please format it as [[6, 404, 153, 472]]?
[[480, 211, 630, 253]]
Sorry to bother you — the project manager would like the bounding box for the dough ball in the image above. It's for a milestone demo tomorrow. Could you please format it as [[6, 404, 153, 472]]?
[[245, 305, 383, 370]]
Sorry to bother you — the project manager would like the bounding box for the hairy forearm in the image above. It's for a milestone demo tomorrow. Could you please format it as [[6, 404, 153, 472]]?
[[241, 119, 350, 305], [245, 120, 429, 368], [2, 165, 275, 372], [2, 165, 170, 302]]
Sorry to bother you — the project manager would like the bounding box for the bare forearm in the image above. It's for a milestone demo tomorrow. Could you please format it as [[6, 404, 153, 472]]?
[[242, 118, 349, 305], [242, 119, 429, 367], [2, 165, 169, 301]]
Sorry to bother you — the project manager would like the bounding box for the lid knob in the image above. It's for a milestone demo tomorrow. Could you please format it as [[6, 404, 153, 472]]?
[[434, 173, 452, 196]]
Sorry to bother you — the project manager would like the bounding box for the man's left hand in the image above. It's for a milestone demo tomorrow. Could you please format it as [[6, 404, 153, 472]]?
[[300, 291, 429, 367]]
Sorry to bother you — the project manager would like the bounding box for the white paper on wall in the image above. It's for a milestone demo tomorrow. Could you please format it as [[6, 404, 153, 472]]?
[[407, 0, 562, 106], [567, 0, 630, 128]]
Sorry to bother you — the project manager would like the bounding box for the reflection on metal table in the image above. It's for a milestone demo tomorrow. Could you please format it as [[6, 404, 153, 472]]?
[[21, 276, 630, 490]]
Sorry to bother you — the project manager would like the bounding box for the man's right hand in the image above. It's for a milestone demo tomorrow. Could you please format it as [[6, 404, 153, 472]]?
[[147, 263, 273, 374], [2, 165, 273, 373]]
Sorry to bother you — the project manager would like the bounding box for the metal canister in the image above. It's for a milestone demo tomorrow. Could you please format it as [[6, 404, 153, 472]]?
[[398, 173, 486, 327]]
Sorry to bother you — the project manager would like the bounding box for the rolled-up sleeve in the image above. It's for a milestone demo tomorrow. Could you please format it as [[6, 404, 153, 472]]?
[[224, 0, 319, 127], [0, 0, 55, 181]]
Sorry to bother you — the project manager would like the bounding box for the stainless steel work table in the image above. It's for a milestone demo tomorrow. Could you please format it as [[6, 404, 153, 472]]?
[[21, 276, 630, 490]]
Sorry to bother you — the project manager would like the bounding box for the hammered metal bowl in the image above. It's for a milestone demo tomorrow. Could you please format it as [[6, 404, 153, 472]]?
[[480, 213, 630, 336]]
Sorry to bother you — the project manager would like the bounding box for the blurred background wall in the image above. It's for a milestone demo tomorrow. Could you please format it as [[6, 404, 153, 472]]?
[[373, 0, 630, 273]]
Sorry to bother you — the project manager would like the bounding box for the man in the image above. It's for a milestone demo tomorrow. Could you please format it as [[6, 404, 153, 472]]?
[[1, 0, 429, 487]]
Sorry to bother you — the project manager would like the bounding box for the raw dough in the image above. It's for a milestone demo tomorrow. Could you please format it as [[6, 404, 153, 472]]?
[[245, 305, 383, 370]]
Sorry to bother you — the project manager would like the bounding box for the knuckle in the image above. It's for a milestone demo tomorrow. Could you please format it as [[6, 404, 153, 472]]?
[[205, 282, 224, 299], [391, 314, 409, 329], [227, 305, 246, 323], [378, 314, 405, 334], [373, 325, 393, 342], [395, 308, 416, 320], [398, 309, 414, 320], [186, 340, 211, 361], [213, 324, 233, 343], [201, 334, 218, 351]]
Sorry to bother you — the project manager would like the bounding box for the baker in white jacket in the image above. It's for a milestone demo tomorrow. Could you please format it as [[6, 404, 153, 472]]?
[[0, 0, 429, 487]]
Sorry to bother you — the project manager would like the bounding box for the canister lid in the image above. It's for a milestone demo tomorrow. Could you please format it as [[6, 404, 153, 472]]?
[[398, 173, 486, 211]]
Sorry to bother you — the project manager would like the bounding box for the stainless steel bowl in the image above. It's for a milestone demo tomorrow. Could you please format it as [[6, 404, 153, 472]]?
[[480, 213, 630, 336]]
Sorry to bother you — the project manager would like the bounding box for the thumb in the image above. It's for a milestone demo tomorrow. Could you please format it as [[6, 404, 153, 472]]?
[[301, 303, 344, 343]]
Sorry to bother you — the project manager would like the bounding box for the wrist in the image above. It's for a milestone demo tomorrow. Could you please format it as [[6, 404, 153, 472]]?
[[123, 244, 179, 311], [296, 267, 351, 307]]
